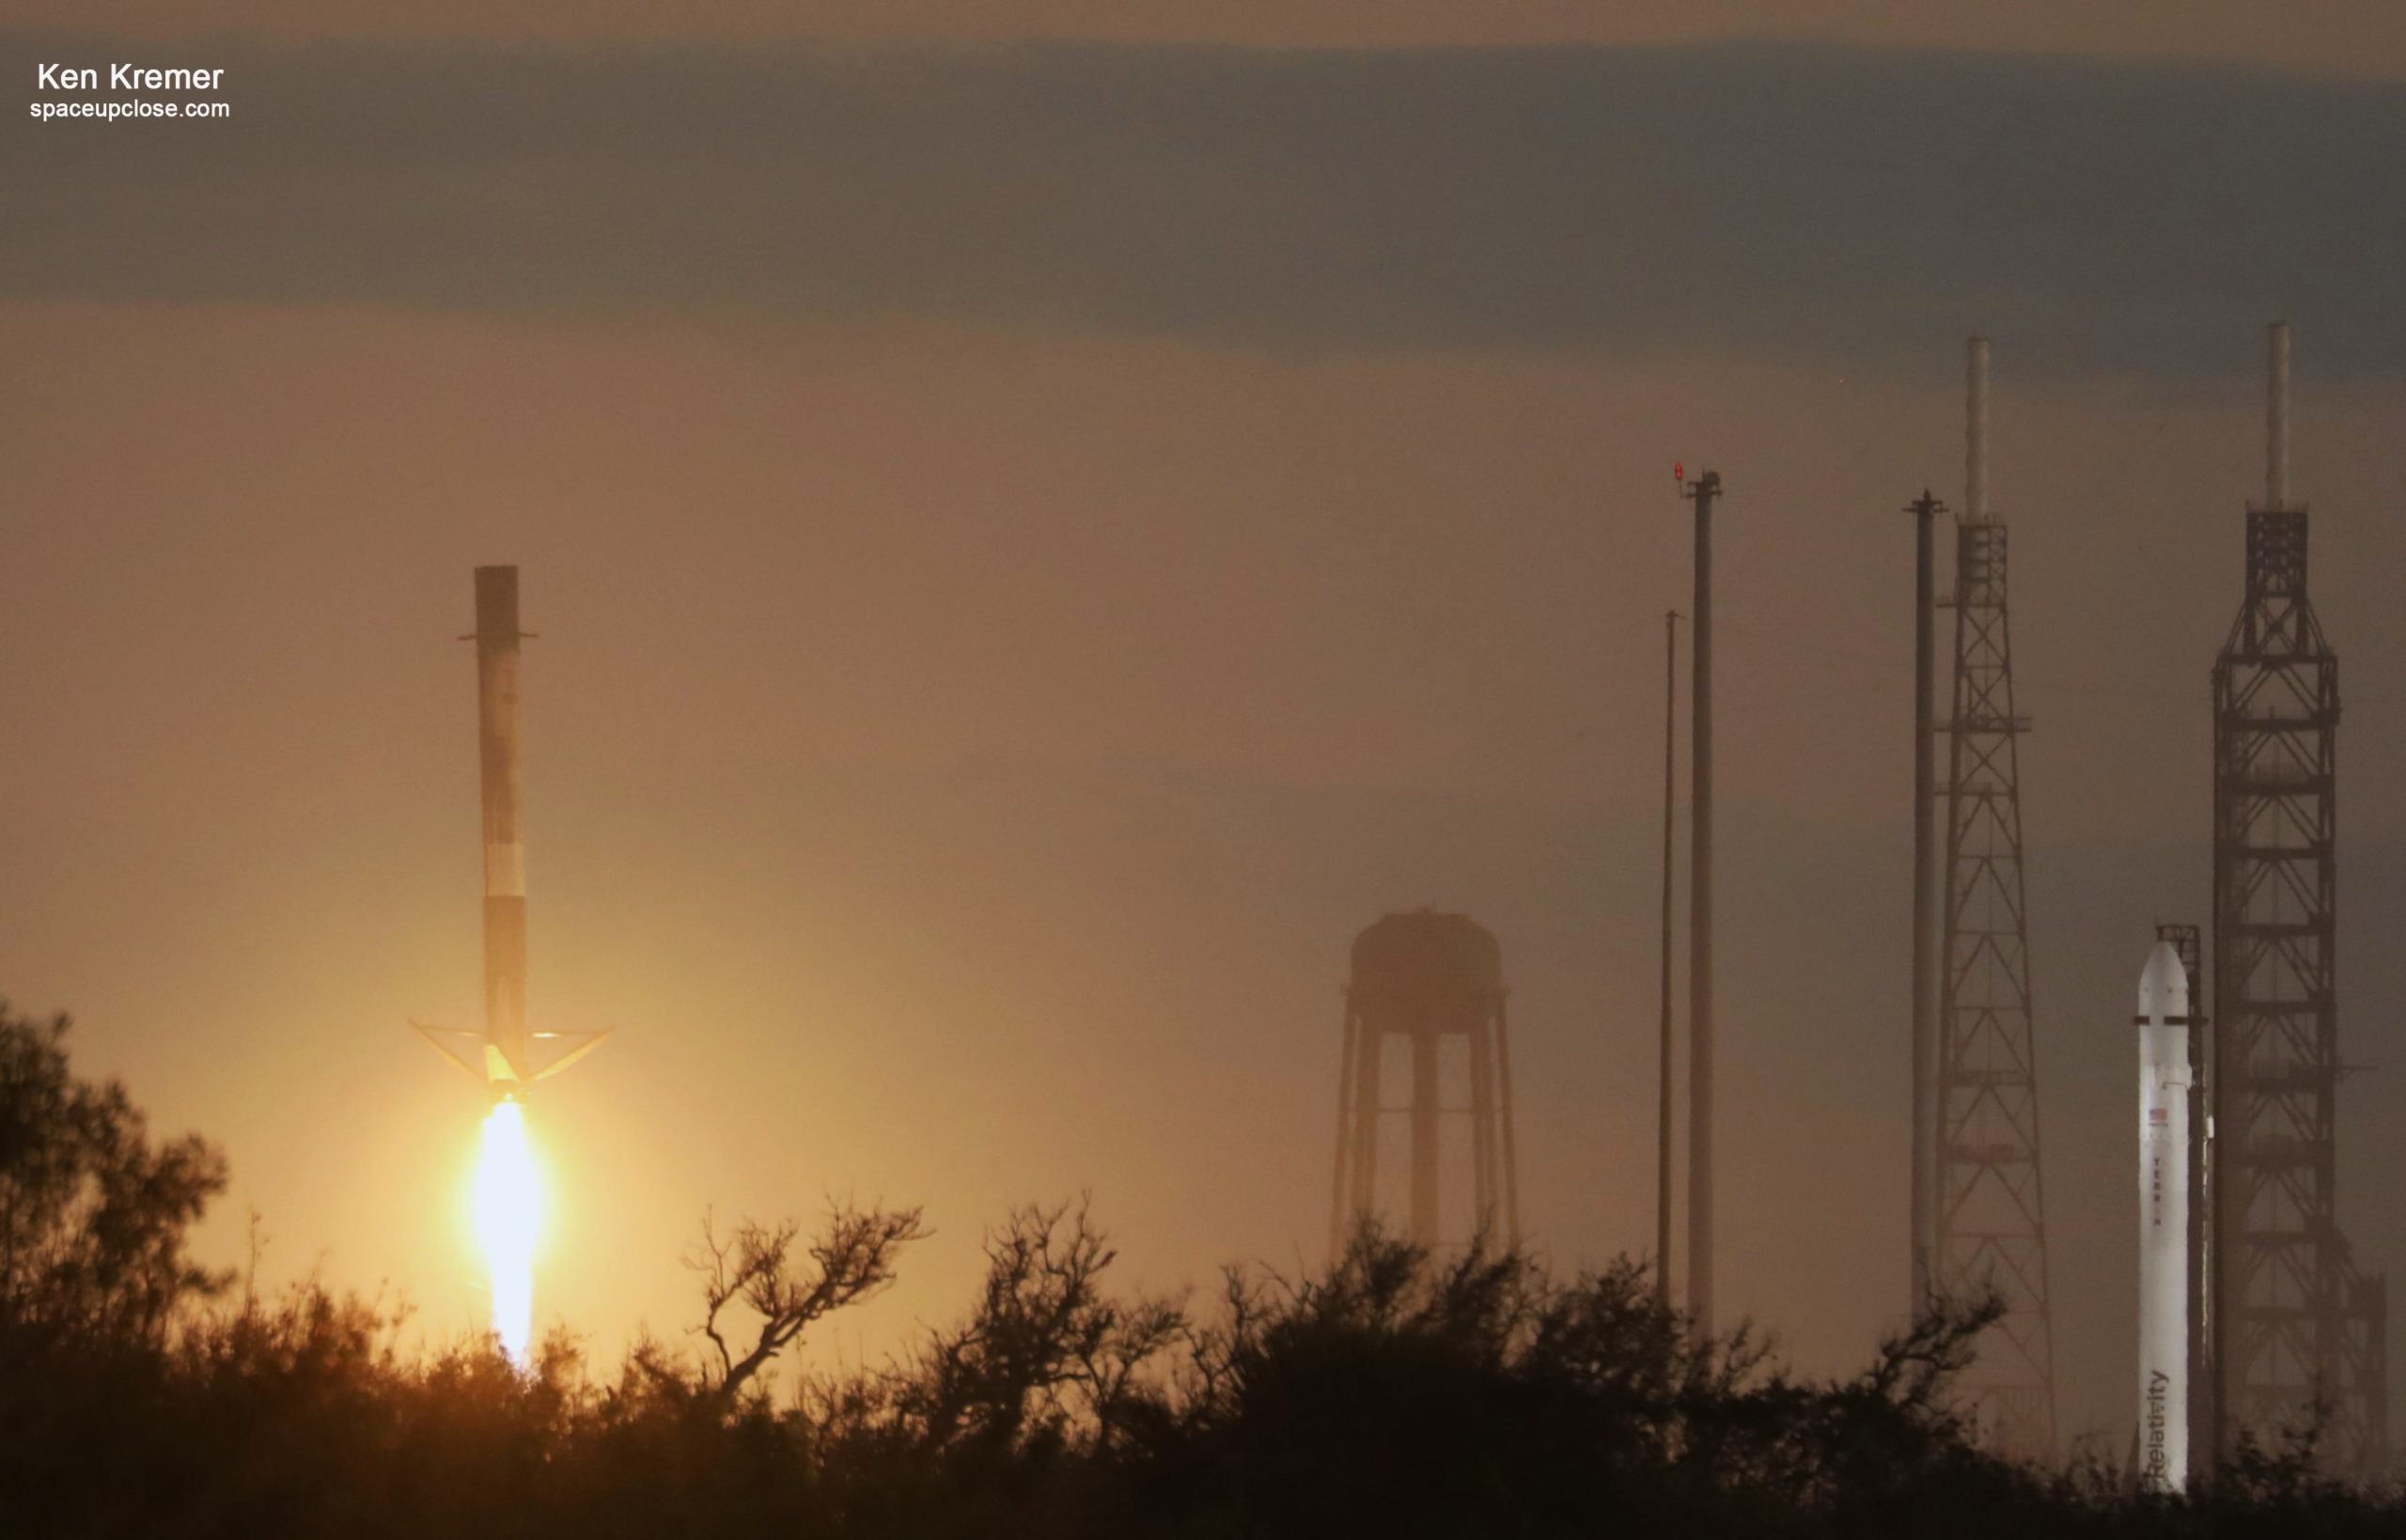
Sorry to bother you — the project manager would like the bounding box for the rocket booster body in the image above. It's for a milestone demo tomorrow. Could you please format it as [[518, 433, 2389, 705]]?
[[2137, 941, 2192, 1491], [476, 566, 532, 1096], [415, 567, 606, 1101]]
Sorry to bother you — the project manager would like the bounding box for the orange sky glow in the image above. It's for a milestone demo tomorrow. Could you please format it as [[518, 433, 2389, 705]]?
[[6, 3, 2406, 1448]]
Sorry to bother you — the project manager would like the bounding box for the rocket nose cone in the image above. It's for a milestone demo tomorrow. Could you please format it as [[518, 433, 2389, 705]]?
[[2139, 941, 2190, 1022]]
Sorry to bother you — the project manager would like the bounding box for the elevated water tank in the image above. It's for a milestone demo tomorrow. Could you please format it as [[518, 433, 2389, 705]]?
[[1347, 910, 1504, 1037]]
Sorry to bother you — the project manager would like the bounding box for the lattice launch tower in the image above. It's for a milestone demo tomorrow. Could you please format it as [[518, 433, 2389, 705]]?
[[2211, 323, 2387, 1474], [1935, 338, 2059, 1453]]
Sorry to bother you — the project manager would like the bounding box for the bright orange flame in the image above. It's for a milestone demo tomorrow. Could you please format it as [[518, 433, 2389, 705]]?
[[471, 1099, 542, 1363]]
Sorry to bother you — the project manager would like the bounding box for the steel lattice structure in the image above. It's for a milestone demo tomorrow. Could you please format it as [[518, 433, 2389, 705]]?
[[2157, 922, 2216, 1481], [1937, 513, 2058, 1454], [2211, 504, 2388, 1475]]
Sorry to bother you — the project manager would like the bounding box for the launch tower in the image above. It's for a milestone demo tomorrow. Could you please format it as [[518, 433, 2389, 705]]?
[[1935, 338, 2059, 1453], [2211, 324, 2387, 1474]]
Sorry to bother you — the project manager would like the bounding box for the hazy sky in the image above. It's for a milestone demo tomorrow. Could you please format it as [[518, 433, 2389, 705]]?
[[5, 7, 2405, 1453], [8, 0, 2406, 75]]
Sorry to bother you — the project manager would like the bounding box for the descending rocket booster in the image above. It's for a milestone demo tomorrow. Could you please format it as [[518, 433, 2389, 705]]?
[[2136, 941, 2192, 1491], [477, 565, 531, 1091], [416, 567, 606, 1100]]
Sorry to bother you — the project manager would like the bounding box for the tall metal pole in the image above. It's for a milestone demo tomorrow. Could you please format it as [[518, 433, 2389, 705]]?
[[1967, 339, 1989, 523], [475, 565, 529, 1094], [1657, 609, 1680, 1308], [1910, 491, 1941, 1313], [1683, 470, 1719, 1333], [1410, 1027, 1440, 1246], [2266, 321, 2290, 511]]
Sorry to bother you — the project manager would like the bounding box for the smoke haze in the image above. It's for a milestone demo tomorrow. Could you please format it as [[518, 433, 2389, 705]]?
[[4, 25, 2404, 1456]]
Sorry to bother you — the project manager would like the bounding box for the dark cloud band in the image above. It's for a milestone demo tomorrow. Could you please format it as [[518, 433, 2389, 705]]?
[[6, 35, 2402, 378]]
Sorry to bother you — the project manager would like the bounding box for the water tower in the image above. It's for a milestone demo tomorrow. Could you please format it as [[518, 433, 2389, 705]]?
[[1328, 911, 1521, 1253]]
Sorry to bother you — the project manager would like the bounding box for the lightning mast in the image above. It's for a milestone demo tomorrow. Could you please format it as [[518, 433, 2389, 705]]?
[[1657, 609, 1680, 1308], [1911, 489, 1942, 1314], [1935, 337, 2058, 1453], [2211, 323, 2387, 1475], [1681, 469, 1719, 1334]]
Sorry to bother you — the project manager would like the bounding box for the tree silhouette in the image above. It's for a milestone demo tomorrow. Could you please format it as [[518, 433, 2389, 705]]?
[[690, 1201, 927, 1406], [0, 1005, 227, 1347], [1, 1005, 2400, 1538]]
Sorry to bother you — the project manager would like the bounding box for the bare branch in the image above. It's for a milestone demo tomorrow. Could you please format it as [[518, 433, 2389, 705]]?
[[687, 1201, 928, 1408]]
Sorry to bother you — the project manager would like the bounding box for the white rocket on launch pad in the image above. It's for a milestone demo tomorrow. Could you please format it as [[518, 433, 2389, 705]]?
[[2137, 941, 2192, 1490]]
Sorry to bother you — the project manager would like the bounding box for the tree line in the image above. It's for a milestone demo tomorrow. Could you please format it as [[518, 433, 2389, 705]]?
[[1, 1004, 2396, 1537]]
